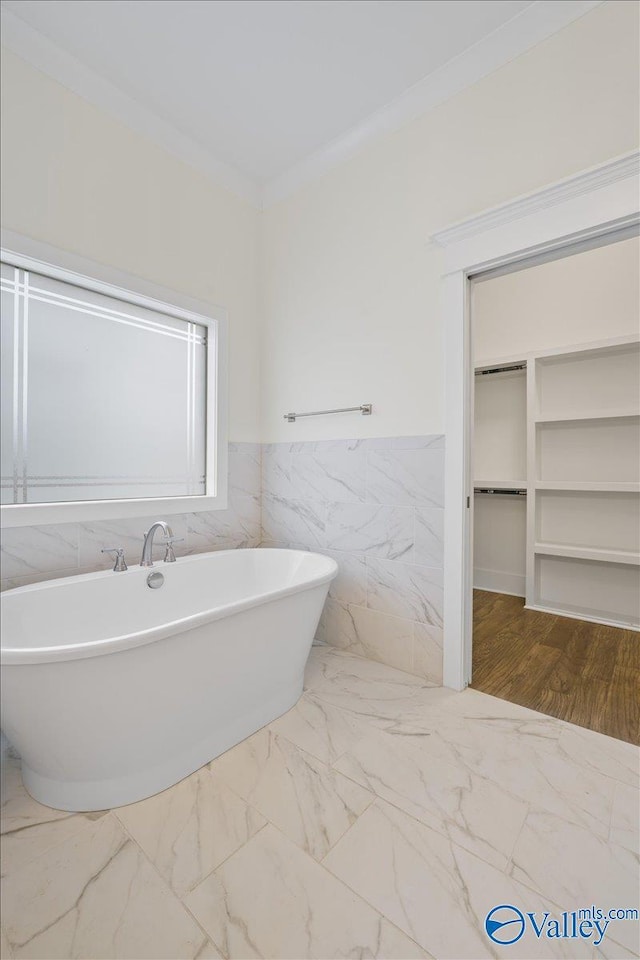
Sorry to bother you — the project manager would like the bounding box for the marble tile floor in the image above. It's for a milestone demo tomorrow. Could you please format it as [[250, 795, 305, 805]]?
[[1, 646, 638, 960]]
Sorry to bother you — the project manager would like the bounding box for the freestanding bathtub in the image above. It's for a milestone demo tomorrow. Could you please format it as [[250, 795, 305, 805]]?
[[0, 548, 337, 811]]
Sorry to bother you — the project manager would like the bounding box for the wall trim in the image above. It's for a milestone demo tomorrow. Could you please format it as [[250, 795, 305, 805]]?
[[434, 156, 640, 691], [0, 7, 261, 209], [432, 151, 640, 247], [2, 1, 603, 210], [262, 0, 603, 207]]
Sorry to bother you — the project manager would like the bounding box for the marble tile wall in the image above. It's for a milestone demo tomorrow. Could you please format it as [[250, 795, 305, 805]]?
[[261, 436, 445, 683], [0, 443, 261, 591], [1, 436, 445, 684]]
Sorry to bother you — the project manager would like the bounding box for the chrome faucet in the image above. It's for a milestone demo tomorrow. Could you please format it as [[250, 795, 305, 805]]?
[[140, 521, 183, 567], [101, 547, 128, 572]]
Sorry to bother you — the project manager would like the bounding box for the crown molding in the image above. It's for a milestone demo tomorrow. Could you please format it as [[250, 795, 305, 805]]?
[[262, 0, 603, 208], [431, 150, 640, 247], [2, 1, 605, 211], [0, 7, 261, 208]]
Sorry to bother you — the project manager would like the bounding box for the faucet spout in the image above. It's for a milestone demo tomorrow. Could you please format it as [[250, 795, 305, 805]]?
[[140, 521, 174, 567]]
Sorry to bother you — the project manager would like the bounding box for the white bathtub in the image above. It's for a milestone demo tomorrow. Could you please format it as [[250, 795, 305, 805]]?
[[0, 548, 337, 811]]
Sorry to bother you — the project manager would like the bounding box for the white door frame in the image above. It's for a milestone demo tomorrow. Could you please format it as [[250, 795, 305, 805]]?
[[431, 150, 640, 691]]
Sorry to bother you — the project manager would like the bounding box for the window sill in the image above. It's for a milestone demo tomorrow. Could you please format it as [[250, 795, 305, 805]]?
[[0, 493, 228, 529]]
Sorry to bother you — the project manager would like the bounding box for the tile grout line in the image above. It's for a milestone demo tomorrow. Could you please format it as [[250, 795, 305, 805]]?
[[503, 799, 530, 874], [0, 924, 16, 960], [207, 728, 377, 862], [308, 643, 426, 683], [257, 810, 434, 960], [112, 807, 230, 958], [606, 779, 617, 845], [304, 659, 632, 877], [419, 726, 623, 835], [325, 796, 583, 935], [325, 734, 531, 877], [0, 793, 112, 875], [306, 801, 434, 955]]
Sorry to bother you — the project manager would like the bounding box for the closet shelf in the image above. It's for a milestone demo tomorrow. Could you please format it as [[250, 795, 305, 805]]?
[[535, 481, 640, 493], [535, 410, 640, 424], [534, 542, 640, 566], [475, 332, 640, 628], [473, 479, 527, 490], [535, 336, 640, 364]]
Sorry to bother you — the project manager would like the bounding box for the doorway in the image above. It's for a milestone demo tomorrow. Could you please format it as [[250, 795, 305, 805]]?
[[469, 233, 639, 744]]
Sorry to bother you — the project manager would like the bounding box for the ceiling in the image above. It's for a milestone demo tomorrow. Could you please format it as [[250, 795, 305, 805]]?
[[1, 0, 599, 204]]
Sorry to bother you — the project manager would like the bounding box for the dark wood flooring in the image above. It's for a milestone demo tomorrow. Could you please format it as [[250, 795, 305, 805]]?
[[471, 590, 639, 745]]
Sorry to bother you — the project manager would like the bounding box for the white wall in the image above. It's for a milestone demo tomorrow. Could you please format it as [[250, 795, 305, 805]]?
[[0, 47, 262, 588], [3, 3, 638, 447], [0, 48, 261, 443], [260, 1, 639, 443], [473, 494, 526, 598], [473, 236, 640, 363]]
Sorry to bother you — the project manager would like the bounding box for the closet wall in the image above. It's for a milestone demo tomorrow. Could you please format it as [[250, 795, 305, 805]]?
[[472, 235, 640, 628], [473, 237, 640, 360]]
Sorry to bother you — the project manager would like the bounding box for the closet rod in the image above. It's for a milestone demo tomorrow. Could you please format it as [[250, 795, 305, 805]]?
[[474, 488, 527, 496], [475, 363, 526, 376]]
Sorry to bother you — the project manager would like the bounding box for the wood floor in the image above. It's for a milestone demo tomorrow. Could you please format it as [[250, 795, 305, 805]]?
[[471, 590, 639, 745]]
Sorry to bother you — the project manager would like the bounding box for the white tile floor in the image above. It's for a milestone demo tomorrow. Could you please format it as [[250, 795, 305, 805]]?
[[1, 645, 638, 960]]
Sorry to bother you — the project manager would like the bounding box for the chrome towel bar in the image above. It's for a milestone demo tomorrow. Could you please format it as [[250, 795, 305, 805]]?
[[284, 404, 372, 423]]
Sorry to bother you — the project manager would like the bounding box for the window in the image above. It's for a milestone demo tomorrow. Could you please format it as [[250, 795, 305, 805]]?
[[0, 243, 227, 526]]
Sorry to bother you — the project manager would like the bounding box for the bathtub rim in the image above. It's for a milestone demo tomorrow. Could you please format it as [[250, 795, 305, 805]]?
[[0, 548, 338, 666]]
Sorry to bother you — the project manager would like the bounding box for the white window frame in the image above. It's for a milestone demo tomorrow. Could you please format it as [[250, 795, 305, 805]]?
[[430, 150, 640, 691], [0, 231, 228, 528]]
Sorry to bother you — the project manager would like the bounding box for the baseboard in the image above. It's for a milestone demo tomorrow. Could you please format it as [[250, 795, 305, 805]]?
[[473, 568, 525, 598], [525, 603, 640, 632]]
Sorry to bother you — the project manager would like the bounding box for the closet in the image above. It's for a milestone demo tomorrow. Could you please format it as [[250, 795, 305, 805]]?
[[472, 234, 640, 633], [473, 339, 640, 628]]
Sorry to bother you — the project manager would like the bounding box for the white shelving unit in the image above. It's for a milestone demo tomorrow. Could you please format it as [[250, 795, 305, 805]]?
[[535, 411, 639, 423], [473, 335, 640, 629], [534, 543, 640, 565], [535, 340, 640, 420], [474, 479, 527, 490], [536, 481, 640, 492]]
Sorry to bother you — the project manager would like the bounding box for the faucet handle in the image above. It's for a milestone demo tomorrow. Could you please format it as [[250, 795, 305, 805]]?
[[161, 536, 184, 563], [101, 547, 128, 572]]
